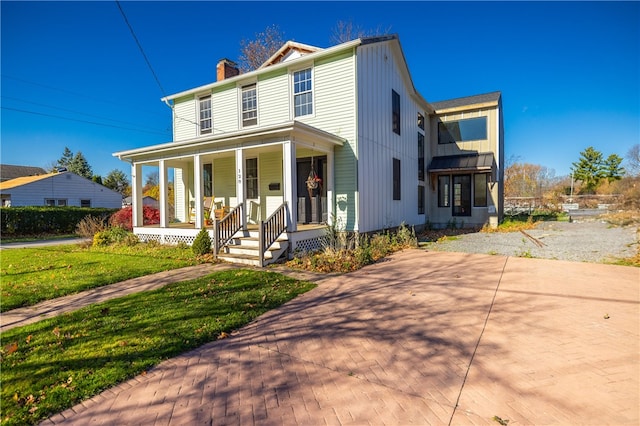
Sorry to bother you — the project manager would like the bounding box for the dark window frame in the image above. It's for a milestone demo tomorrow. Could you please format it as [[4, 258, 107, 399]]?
[[453, 174, 472, 217], [80, 199, 91, 208], [392, 90, 401, 135], [393, 158, 401, 200], [474, 173, 488, 207], [438, 116, 487, 144], [417, 112, 424, 130], [418, 133, 425, 181], [418, 185, 425, 214]]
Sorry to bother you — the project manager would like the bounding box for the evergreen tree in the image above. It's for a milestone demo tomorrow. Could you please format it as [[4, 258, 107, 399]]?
[[603, 154, 625, 182], [103, 169, 131, 195], [572, 146, 605, 193], [69, 151, 93, 179], [56, 146, 74, 170]]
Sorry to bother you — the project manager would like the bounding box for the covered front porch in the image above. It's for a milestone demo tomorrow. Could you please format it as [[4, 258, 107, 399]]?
[[114, 121, 344, 265]]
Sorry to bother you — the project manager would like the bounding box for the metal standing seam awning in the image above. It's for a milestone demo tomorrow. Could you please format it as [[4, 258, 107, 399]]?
[[428, 152, 495, 173]]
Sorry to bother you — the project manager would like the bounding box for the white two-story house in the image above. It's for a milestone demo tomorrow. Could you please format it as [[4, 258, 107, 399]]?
[[114, 35, 503, 266]]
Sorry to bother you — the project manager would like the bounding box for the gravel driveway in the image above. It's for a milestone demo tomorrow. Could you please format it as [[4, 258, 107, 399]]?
[[423, 220, 638, 263]]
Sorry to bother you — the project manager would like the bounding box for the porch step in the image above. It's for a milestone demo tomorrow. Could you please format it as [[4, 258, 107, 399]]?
[[217, 238, 289, 267]]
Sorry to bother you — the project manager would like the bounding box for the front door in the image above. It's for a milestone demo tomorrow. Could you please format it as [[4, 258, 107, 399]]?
[[297, 157, 326, 224], [452, 174, 471, 216]]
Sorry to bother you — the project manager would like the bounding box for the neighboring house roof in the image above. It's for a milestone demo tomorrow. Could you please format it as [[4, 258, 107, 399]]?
[[0, 173, 56, 190], [428, 152, 495, 173], [0, 164, 47, 182], [431, 91, 501, 113]]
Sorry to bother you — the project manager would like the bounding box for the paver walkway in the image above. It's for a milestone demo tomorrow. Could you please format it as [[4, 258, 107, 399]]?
[[26, 250, 637, 425]]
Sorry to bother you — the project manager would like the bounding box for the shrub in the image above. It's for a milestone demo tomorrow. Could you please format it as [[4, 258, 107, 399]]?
[[76, 215, 108, 239], [0, 207, 118, 237], [192, 228, 212, 256], [92, 227, 139, 247], [109, 206, 160, 231]]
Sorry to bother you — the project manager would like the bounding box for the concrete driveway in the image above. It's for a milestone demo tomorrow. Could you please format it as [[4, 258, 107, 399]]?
[[44, 250, 639, 425]]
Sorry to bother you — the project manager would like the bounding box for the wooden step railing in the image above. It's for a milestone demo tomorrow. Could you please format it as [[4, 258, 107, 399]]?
[[259, 202, 287, 266], [213, 203, 243, 257]]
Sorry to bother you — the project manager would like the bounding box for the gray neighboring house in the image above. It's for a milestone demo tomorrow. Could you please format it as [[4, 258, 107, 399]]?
[[0, 164, 47, 182], [0, 171, 122, 208]]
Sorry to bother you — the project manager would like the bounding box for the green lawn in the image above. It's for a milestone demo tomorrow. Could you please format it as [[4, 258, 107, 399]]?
[[1, 244, 202, 312], [0, 269, 316, 425]]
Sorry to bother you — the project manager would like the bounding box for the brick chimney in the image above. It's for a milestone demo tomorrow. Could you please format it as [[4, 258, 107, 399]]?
[[217, 58, 240, 81]]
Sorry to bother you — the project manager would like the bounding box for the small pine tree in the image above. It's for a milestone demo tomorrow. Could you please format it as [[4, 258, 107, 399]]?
[[192, 228, 212, 256]]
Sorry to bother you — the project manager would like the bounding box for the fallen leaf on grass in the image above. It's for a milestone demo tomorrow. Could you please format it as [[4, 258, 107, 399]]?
[[4, 341, 18, 355]]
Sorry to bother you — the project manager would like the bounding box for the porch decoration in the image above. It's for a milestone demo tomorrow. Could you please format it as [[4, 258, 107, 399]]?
[[306, 157, 322, 199]]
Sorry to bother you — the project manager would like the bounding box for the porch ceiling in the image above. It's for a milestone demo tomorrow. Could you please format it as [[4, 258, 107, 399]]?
[[113, 121, 345, 164]]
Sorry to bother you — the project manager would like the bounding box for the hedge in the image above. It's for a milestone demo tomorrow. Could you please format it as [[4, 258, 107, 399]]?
[[0, 207, 119, 237]]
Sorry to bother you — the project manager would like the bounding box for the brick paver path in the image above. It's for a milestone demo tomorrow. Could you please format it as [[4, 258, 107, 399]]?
[[38, 250, 639, 425]]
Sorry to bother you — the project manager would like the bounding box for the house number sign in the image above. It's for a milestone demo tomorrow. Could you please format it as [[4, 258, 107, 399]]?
[[237, 168, 242, 184]]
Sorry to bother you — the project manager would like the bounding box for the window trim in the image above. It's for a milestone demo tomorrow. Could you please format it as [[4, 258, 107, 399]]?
[[292, 67, 314, 118], [241, 83, 258, 127], [198, 95, 212, 135], [452, 174, 472, 217], [392, 90, 401, 135], [438, 175, 450, 208], [245, 157, 259, 199], [80, 199, 91, 208]]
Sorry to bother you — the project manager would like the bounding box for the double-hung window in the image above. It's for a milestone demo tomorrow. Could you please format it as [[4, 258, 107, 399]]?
[[293, 68, 313, 117], [242, 84, 257, 127], [199, 95, 212, 134]]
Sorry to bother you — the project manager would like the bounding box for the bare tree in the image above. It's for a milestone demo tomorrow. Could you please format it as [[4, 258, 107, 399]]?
[[330, 19, 391, 45], [238, 25, 285, 73], [626, 144, 640, 177]]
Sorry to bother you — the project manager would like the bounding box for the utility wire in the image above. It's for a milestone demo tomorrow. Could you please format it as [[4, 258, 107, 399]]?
[[1, 74, 167, 119], [2, 95, 169, 134], [1, 106, 169, 136], [115, 0, 166, 98]]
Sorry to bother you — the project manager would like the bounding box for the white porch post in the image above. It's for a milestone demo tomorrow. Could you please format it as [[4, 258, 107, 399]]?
[[283, 140, 297, 232], [131, 163, 143, 227], [326, 150, 334, 227], [159, 160, 169, 228], [193, 154, 203, 228], [235, 148, 247, 229]]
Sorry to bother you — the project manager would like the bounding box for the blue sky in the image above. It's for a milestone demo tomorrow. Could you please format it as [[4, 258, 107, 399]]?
[[2, 1, 638, 179]]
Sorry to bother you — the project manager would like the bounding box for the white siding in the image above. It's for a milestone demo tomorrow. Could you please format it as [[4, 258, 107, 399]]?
[[257, 70, 290, 126], [5, 173, 122, 208], [356, 41, 425, 233], [211, 85, 238, 133], [173, 97, 197, 141], [302, 50, 358, 231]]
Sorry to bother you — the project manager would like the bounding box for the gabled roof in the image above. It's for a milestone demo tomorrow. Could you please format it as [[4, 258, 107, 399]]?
[[0, 164, 47, 182], [0, 173, 57, 190], [431, 91, 501, 113], [259, 41, 322, 69]]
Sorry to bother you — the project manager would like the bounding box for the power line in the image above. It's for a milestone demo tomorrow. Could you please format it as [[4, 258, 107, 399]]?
[[1, 106, 169, 136], [2, 95, 169, 134], [1, 74, 167, 119], [115, 0, 166, 98]]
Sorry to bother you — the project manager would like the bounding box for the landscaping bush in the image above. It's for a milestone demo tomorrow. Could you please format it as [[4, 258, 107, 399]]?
[[93, 227, 138, 247], [0, 207, 117, 237], [75, 215, 108, 239], [192, 228, 212, 256], [109, 206, 160, 231]]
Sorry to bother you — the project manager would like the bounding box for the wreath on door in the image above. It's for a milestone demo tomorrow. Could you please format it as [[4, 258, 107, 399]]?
[[306, 158, 322, 196]]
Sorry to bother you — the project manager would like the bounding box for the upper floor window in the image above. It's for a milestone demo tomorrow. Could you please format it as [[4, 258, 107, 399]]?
[[293, 68, 313, 117], [242, 84, 257, 127], [418, 133, 425, 181], [417, 112, 425, 131], [392, 90, 401, 135], [438, 116, 487, 144], [199, 95, 212, 134]]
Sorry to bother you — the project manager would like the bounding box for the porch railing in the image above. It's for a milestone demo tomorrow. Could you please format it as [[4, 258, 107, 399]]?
[[213, 203, 243, 256], [259, 202, 288, 266]]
